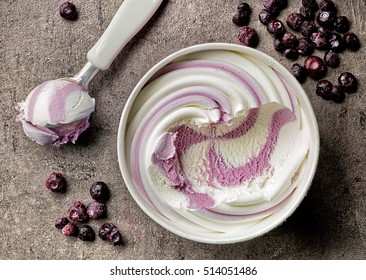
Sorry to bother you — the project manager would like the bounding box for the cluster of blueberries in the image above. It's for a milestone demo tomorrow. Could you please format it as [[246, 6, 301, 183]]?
[[47, 172, 123, 245], [233, 0, 360, 103]]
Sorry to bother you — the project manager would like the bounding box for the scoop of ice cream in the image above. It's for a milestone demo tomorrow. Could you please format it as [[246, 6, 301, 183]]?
[[16, 79, 95, 146], [124, 49, 311, 235]]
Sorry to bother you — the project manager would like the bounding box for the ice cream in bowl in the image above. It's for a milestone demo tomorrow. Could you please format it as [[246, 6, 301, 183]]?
[[117, 43, 319, 244]]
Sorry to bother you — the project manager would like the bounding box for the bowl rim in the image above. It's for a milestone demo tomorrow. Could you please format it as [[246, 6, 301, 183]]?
[[117, 42, 320, 244]]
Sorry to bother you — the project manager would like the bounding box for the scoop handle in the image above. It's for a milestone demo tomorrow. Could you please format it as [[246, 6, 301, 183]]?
[[87, 0, 163, 70]]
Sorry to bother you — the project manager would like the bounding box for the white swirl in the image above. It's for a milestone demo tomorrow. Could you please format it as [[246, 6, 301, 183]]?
[[121, 47, 315, 241]]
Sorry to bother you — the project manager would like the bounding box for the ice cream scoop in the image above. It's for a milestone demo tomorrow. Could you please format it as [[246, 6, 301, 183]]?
[[16, 0, 163, 146]]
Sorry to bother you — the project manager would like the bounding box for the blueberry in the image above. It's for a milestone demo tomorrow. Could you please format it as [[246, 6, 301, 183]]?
[[232, 3, 252, 26], [290, 63, 307, 83], [298, 37, 314, 56], [304, 56, 327, 80], [300, 20, 316, 37], [299, 6, 316, 21], [259, 9, 272, 25], [324, 50, 340, 68], [68, 201, 88, 223], [338, 72, 358, 93], [319, 0, 337, 14], [267, 19, 285, 38], [98, 223, 115, 241], [330, 86, 346, 103], [334, 16, 350, 33], [286, 12, 304, 31], [282, 32, 299, 49], [302, 0, 318, 12], [274, 38, 286, 53], [262, 0, 281, 16], [316, 80, 333, 100], [59, 1, 78, 21], [328, 33, 346, 53], [78, 225, 95, 241], [283, 48, 299, 60], [90, 181, 110, 202], [54, 217, 69, 230], [343, 32, 361, 51], [99, 223, 123, 245], [317, 27, 332, 40], [109, 228, 123, 246], [310, 32, 329, 50], [45, 172, 67, 193], [62, 222, 79, 236], [317, 11, 336, 29], [87, 201, 107, 219], [237, 26, 259, 48]]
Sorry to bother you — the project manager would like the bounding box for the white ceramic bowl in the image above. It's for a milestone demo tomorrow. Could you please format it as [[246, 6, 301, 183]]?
[[117, 43, 319, 244]]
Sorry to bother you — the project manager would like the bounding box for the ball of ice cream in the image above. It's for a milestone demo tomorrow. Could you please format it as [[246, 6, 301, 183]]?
[[16, 79, 95, 146]]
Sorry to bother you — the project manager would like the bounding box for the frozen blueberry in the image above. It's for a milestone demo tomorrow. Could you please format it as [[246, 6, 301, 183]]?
[[300, 20, 316, 37], [78, 225, 95, 241], [316, 80, 333, 100], [283, 48, 299, 60], [59, 1, 78, 21], [317, 27, 332, 40], [298, 37, 314, 56], [274, 38, 286, 52], [87, 201, 107, 219], [328, 33, 346, 53], [259, 9, 272, 25], [98, 223, 114, 241], [282, 32, 299, 49], [54, 217, 69, 230], [62, 222, 79, 236], [304, 56, 327, 79], [99, 223, 123, 245], [45, 172, 67, 193], [267, 19, 285, 38], [237, 26, 259, 48], [324, 50, 340, 68], [90, 181, 110, 202], [317, 11, 336, 29], [343, 32, 361, 51], [319, 0, 337, 13], [299, 6, 316, 21], [232, 3, 252, 26], [338, 72, 358, 93], [68, 201, 88, 223], [310, 32, 329, 50], [334, 16, 350, 33], [302, 0, 318, 12], [330, 85, 346, 103], [286, 12, 304, 31], [109, 227, 123, 246], [262, 0, 281, 15], [290, 63, 307, 83]]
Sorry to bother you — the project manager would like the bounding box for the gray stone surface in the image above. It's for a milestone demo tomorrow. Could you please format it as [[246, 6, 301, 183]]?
[[0, 0, 365, 259]]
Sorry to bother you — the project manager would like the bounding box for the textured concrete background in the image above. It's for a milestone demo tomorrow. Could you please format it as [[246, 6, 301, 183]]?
[[0, 0, 365, 259]]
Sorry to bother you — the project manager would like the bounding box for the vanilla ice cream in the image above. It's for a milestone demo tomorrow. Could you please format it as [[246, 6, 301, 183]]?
[[16, 79, 95, 146]]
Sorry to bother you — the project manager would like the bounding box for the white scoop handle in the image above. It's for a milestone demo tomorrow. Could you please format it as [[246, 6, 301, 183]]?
[[87, 0, 163, 70]]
